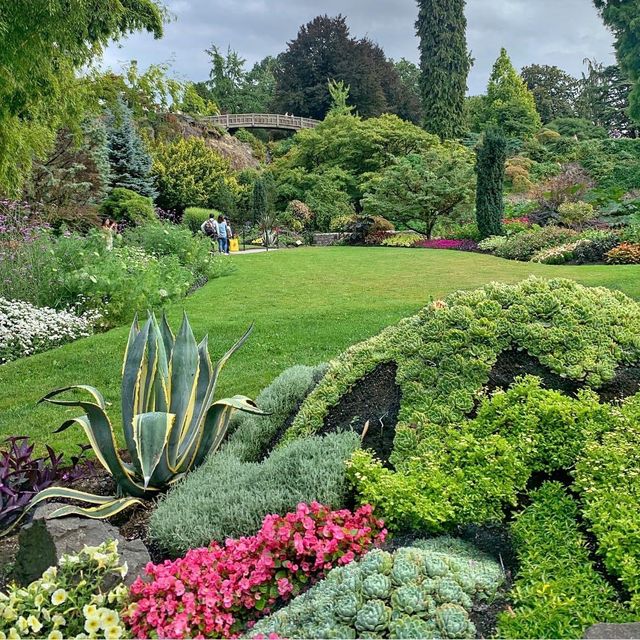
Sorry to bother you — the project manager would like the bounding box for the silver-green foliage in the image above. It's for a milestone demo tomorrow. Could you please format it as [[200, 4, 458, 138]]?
[[149, 431, 359, 554], [248, 540, 505, 639]]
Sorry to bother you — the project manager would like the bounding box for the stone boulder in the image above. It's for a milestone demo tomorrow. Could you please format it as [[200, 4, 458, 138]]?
[[584, 623, 640, 639], [14, 502, 150, 586]]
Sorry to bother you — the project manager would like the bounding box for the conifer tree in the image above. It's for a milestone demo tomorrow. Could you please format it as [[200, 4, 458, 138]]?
[[415, 0, 470, 140], [105, 97, 156, 198], [251, 176, 267, 224], [486, 49, 541, 139], [475, 128, 507, 239]]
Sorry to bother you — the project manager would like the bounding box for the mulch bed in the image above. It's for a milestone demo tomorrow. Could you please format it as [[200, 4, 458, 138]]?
[[319, 362, 401, 466]]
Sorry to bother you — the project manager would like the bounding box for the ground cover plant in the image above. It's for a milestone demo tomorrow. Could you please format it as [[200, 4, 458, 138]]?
[[497, 482, 631, 638], [4, 247, 640, 456], [127, 503, 386, 639], [286, 277, 640, 531], [249, 540, 504, 639]]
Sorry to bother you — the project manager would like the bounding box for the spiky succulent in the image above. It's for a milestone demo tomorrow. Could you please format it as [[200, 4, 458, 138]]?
[[12, 313, 264, 528], [249, 539, 503, 640]]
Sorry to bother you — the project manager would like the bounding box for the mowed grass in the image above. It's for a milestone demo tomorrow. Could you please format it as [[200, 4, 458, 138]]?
[[2, 246, 640, 456]]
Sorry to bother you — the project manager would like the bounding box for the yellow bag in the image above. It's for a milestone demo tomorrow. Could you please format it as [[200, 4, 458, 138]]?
[[229, 237, 240, 253]]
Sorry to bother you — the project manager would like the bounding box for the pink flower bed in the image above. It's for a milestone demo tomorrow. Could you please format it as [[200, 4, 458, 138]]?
[[414, 238, 479, 251], [126, 503, 386, 639]]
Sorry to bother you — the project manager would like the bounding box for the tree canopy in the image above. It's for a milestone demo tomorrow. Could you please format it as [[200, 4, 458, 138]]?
[[0, 0, 164, 195], [486, 48, 542, 138], [416, 0, 470, 139], [593, 0, 640, 124], [362, 146, 476, 237], [521, 64, 581, 124]]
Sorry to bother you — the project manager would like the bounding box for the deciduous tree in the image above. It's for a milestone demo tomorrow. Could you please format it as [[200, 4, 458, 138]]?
[[520, 64, 581, 123]]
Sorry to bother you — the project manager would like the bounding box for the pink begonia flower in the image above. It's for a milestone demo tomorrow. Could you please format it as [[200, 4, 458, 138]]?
[[126, 504, 386, 639]]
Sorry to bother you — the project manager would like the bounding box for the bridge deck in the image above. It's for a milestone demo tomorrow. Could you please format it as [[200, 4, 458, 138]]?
[[202, 113, 320, 131]]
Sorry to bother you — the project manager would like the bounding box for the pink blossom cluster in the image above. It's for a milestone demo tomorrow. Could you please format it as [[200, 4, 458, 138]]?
[[414, 238, 479, 251], [503, 216, 531, 225], [126, 503, 386, 639]]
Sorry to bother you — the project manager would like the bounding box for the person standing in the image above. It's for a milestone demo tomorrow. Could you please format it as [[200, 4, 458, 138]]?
[[224, 216, 233, 254], [215, 214, 228, 254]]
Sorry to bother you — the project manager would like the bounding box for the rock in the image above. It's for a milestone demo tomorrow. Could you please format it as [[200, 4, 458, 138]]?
[[14, 502, 150, 586], [584, 623, 640, 639]]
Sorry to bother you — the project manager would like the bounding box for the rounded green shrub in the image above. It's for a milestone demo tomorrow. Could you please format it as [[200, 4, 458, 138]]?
[[182, 207, 221, 234], [99, 187, 156, 225]]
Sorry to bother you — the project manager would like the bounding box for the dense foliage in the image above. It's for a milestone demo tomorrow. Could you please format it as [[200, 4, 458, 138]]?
[[497, 482, 630, 638], [416, 0, 470, 139], [475, 128, 506, 238], [287, 278, 640, 532]]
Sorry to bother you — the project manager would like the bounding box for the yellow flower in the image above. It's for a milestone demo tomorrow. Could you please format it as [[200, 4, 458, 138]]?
[[104, 626, 122, 640], [50, 589, 67, 606], [40, 609, 51, 623], [47, 632, 63, 640], [0, 630, 6, 640], [117, 562, 128, 579], [16, 616, 28, 633], [83, 605, 98, 619], [84, 617, 100, 634], [99, 608, 119, 628], [2, 606, 17, 622], [52, 614, 65, 627], [7, 629, 20, 640], [34, 594, 44, 608], [41, 567, 57, 581], [27, 615, 43, 633]]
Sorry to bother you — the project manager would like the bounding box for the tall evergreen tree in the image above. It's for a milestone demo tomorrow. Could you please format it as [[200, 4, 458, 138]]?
[[105, 97, 156, 198], [593, 0, 640, 124], [415, 0, 470, 139], [475, 128, 507, 239], [486, 49, 541, 139], [251, 176, 267, 224]]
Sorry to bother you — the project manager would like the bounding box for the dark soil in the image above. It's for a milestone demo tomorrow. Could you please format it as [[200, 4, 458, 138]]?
[[319, 362, 401, 466], [486, 349, 640, 404]]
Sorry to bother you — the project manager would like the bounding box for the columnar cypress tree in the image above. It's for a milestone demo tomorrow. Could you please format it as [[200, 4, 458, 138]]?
[[415, 0, 470, 140], [475, 128, 507, 239], [251, 176, 267, 224], [105, 96, 156, 198]]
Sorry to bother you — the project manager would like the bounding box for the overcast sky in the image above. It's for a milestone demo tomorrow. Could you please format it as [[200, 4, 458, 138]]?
[[102, 0, 616, 96]]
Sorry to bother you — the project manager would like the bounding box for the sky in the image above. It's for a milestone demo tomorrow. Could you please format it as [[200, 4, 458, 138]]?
[[102, 0, 616, 96]]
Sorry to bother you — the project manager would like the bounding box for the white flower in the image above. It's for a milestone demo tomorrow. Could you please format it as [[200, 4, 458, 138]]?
[[50, 589, 67, 606]]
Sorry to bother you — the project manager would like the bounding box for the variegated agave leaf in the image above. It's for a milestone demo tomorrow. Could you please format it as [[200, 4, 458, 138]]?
[[8, 312, 266, 533]]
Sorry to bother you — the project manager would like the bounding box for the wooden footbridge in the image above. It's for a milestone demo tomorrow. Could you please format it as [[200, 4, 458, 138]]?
[[202, 113, 320, 131]]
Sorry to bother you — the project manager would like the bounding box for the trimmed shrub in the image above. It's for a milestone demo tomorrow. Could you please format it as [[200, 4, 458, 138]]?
[[381, 232, 424, 247], [497, 483, 629, 639], [478, 235, 507, 252], [606, 242, 640, 264], [558, 201, 596, 227], [128, 503, 386, 639], [494, 226, 578, 261], [99, 187, 156, 226], [529, 240, 584, 264], [476, 128, 507, 239], [249, 541, 504, 639], [182, 207, 221, 234], [573, 230, 620, 264], [573, 395, 640, 611]]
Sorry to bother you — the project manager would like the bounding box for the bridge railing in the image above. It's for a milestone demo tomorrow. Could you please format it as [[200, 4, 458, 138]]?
[[202, 113, 320, 130]]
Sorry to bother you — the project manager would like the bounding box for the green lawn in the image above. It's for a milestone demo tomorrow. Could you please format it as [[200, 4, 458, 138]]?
[[2, 247, 640, 456]]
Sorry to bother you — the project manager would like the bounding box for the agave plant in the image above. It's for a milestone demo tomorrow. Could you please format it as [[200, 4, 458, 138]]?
[[16, 312, 265, 524]]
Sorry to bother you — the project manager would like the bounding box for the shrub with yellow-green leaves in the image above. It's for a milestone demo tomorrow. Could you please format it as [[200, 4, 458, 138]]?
[[286, 278, 640, 532], [0, 541, 129, 640]]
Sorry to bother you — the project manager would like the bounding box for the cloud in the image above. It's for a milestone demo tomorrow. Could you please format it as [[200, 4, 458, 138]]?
[[102, 0, 615, 95]]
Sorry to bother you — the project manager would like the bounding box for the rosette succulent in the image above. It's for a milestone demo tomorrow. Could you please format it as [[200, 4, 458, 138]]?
[[355, 600, 392, 632], [390, 616, 439, 639]]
